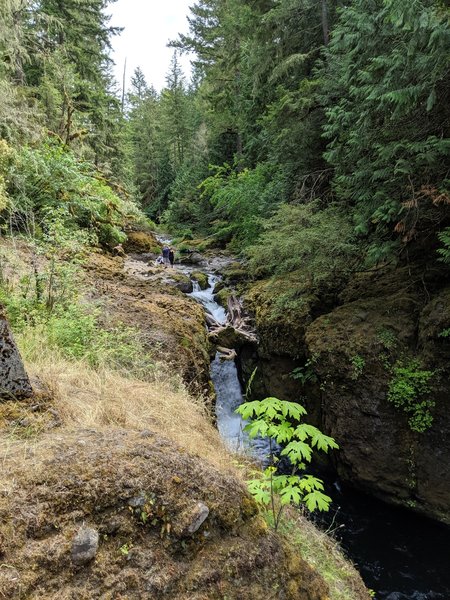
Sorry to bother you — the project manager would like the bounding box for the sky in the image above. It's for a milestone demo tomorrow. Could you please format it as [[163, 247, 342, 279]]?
[[108, 0, 194, 93]]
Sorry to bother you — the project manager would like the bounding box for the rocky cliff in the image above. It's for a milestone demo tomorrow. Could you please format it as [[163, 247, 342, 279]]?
[[244, 257, 450, 523]]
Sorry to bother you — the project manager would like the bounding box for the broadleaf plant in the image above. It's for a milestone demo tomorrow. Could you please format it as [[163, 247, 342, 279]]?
[[236, 397, 338, 530]]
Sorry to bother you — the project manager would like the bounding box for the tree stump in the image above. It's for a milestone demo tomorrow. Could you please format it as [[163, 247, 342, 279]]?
[[0, 304, 32, 400]]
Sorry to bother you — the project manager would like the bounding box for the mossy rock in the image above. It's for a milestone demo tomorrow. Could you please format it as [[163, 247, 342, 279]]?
[[178, 252, 204, 265], [214, 287, 231, 308], [213, 280, 225, 294], [191, 271, 209, 290], [0, 428, 334, 600], [124, 230, 161, 254], [222, 261, 248, 284]]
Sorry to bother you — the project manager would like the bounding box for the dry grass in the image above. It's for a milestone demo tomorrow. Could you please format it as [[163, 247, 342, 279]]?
[[279, 508, 372, 600], [13, 349, 234, 473]]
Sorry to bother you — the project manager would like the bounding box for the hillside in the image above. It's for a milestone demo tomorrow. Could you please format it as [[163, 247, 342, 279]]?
[[0, 237, 369, 599]]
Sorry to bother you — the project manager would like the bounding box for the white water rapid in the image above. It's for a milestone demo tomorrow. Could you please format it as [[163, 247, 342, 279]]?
[[188, 271, 271, 464]]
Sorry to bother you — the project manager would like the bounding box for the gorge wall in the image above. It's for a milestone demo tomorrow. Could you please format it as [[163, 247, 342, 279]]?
[[241, 256, 450, 524]]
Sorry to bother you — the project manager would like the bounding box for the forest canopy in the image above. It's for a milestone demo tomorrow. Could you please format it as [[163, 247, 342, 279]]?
[[0, 0, 449, 274]]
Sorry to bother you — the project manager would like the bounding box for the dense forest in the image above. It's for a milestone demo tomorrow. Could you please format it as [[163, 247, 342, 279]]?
[[0, 1, 450, 598], [1, 0, 448, 271]]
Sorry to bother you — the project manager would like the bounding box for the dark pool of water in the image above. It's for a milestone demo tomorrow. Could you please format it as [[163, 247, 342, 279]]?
[[315, 483, 450, 599]]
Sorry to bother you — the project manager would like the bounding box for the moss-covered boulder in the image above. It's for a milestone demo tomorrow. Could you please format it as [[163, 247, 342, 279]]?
[[214, 287, 231, 308], [222, 261, 248, 285], [163, 270, 194, 293], [190, 271, 209, 290], [124, 229, 161, 254], [0, 428, 331, 600]]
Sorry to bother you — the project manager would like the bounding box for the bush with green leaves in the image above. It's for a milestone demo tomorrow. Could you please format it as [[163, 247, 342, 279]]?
[[198, 162, 287, 249], [247, 201, 358, 282], [4, 139, 142, 248], [236, 397, 338, 531], [387, 360, 436, 433]]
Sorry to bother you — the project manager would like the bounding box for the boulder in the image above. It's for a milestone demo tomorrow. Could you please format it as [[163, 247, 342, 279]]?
[[178, 251, 204, 265], [190, 271, 209, 290], [173, 501, 210, 537], [0, 305, 33, 401], [123, 230, 161, 254], [71, 526, 99, 565]]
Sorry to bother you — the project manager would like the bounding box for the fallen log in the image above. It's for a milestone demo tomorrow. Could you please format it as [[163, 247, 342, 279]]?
[[216, 347, 237, 361], [208, 324, 257, 348]]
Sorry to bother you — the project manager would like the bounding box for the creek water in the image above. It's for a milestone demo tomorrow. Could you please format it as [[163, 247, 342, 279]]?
[[186, 263, 450, 600], [188, 272, 272, 463], [316, 484, 450, 599]]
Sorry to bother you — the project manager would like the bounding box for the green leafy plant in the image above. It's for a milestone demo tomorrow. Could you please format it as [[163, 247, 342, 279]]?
[[387, 360, 435, 433], [350, 354, 365, 380], [377, 328, 397, 350], [291, 356, 318, 386], [438, 328, 450, 339], [236, 397, 338, 530], [119, 543, 131, 556]]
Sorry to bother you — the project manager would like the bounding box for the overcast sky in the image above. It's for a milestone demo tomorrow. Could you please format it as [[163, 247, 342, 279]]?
[[108, 0, 194, 93]]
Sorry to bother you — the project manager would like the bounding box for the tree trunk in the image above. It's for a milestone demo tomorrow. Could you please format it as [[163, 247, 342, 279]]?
[[321, 0, 329, 46]]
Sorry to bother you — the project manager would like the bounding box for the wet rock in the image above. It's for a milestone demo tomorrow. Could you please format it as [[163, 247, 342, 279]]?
[[71, 526, 99, 565], [191, 271, 209, 290], [0, 305, 33, 401], [214, 287, 231, 308]]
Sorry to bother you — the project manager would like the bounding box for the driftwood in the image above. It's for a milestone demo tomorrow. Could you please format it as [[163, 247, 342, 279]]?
[[207, 295, 257, 347], [216, 347, 237, 361], [226, 295, 255, 334]]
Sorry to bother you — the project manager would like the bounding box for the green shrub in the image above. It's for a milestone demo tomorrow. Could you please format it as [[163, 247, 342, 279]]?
[[199, 162, 286, 249], [236, 397, 338, 530], [4, 139, 142, 249], [387, 360, 435, 433], [350, 355, 365, 380], [247, 201, 358, 282]]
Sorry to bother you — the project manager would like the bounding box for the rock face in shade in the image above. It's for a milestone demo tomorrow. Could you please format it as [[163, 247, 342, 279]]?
[[244, 261, 450, 524], [0, 304, 32, 400]]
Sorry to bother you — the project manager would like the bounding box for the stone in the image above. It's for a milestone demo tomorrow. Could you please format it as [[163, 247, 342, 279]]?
[[128, 493, 146, 508], [173, 501, 210, 537], [71, 526, 99, 565], [186, 502, 210, 534], [0, 304, 33, 401], [191, 271, 209, 290], [178, 252, 204, 265]]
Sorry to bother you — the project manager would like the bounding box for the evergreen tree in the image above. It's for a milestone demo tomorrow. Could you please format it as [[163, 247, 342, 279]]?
[[323, 0, 450, 260]]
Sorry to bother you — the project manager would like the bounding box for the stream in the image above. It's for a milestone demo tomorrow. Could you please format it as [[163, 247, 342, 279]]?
[[184, 259, 450, 600]]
